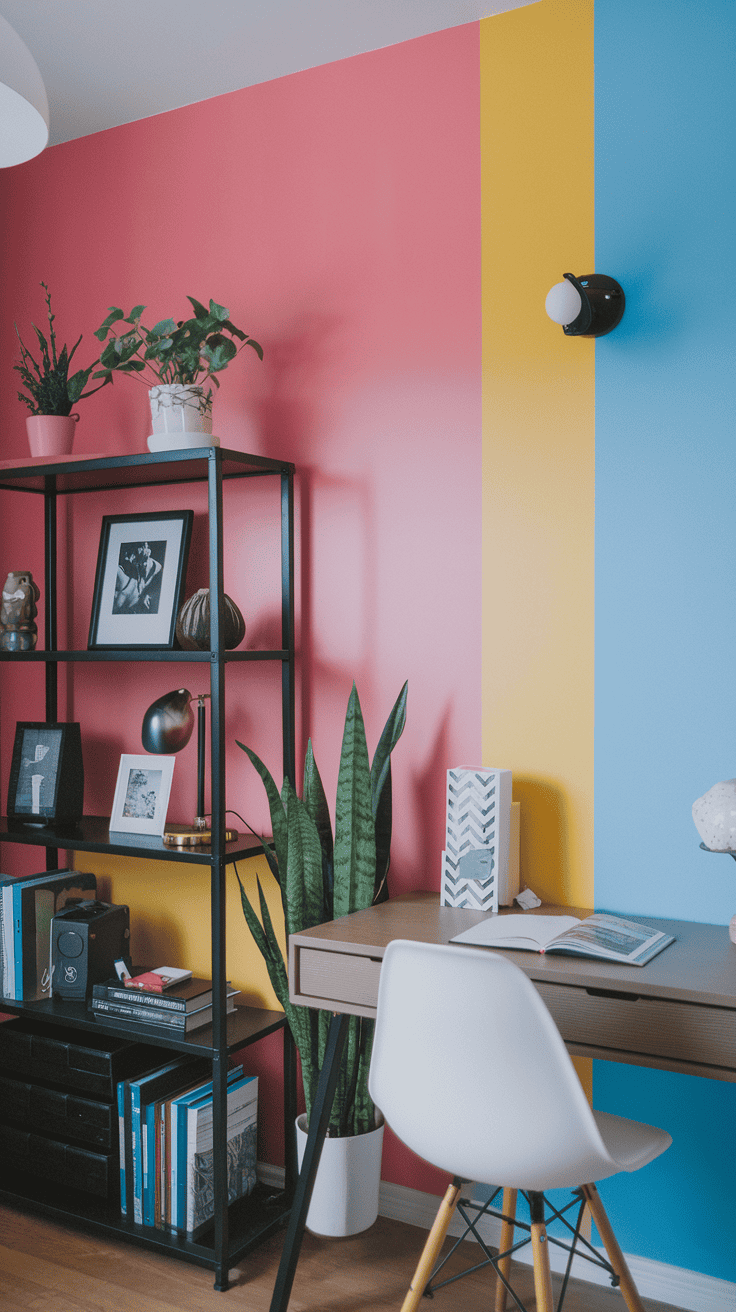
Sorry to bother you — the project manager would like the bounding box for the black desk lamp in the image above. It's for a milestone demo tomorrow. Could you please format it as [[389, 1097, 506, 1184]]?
[[141, 687, 237, 846]]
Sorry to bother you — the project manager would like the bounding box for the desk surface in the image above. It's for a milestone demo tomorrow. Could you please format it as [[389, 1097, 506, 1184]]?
[[289, 893, 736, 1082]]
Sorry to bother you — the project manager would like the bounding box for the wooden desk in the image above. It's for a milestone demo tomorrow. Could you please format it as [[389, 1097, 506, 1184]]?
[[289, 892, 736, 1083], [270, 894, 736, 1311]]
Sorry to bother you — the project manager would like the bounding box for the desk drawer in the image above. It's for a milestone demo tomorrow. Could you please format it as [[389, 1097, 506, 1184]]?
[[537, 982, 736, 1070], [294, 947, 382, 1012]]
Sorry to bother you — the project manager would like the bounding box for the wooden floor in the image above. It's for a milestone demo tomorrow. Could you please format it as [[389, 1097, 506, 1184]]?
[[0, 1206, 683, 1312]]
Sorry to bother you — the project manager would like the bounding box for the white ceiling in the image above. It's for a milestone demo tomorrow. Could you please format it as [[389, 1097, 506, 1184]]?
[[0, 0, 536, 148]]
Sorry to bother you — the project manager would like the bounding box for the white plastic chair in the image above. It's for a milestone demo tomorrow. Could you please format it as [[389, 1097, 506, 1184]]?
[[368, 940, 672, 1312]]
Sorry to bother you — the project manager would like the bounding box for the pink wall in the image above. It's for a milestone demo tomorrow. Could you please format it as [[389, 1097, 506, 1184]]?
[[0, 26, 481, 1192]]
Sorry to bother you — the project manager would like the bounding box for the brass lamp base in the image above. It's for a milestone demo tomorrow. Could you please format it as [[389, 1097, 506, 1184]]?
[[163, 822, 238, 847]]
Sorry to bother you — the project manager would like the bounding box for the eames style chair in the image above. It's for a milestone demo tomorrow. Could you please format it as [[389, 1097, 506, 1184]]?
[[368, 939, 672, 1312]]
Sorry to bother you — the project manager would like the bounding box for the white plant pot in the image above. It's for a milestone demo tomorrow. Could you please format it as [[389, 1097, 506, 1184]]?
[[295, 1112, 384, 1237], [147, 383, 219, 452]]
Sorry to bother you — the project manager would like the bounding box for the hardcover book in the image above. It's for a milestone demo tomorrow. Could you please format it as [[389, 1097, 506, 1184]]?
[[451, 912, 676, 966], [183, 1074, 258, 1237]]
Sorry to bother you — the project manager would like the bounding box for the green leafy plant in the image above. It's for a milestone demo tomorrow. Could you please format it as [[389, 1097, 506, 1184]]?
[[14, 283, 109, 416], [236, 680, 408, 1139], [93, 297, 263, 403]]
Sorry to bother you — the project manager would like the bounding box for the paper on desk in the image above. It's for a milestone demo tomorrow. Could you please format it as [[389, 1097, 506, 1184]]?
[[515, 887, 541, 909]]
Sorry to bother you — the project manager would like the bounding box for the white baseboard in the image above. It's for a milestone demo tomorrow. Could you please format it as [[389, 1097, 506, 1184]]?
[[377, 1180, 736, 1312]]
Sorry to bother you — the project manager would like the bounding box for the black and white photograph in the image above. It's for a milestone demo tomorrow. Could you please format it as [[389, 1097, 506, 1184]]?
[[109, 753, 175, 837], [88, 510, 193, 649], [113, 539, 166, 615]]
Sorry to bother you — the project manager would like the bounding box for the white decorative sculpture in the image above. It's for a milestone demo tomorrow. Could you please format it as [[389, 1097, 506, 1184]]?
[[692, 781, 736, 943], [692, 779, 736, 851]]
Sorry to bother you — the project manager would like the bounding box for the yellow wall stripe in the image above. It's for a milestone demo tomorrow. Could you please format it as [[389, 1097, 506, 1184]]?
[[480, 0, 595, 911]]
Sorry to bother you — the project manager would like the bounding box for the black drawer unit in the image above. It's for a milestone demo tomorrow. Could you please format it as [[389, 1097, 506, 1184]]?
[[0, 1073, 116, 1149], [0, 1017, 163, 1098], [0, 1123, 117, 1199]]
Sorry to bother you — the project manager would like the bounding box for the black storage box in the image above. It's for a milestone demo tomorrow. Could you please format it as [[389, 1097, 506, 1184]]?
[[0, 1074, 115, 1149], [0, 1122, 115, 1199], [0, 1018, 163, 1098]]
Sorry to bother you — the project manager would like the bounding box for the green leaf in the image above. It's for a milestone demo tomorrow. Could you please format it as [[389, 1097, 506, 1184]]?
[[66, 365, 95, 402], [187, 296, 210, 320], [236, 743, 288, 883], [333, 683, 376, 920], [151, 318, 177, 338], [208, 299, 230, 322], [282, 783, 325, 938], [373, 759, 393, 904], [303, 739, 334, 918], [370, 679, 407, 818], [94, 307, 125, 340], [203, 338, 237, 372]]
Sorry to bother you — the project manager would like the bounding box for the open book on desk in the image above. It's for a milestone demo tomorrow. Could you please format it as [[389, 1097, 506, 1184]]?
[[451, 912, 676, 966]]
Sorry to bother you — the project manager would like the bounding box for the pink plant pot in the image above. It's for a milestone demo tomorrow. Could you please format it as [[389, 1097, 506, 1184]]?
[[26, 413, 79, 458]]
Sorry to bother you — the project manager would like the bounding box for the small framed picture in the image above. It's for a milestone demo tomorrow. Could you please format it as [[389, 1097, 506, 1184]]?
[[88, 510, 193, 650], [7, 722, 84, 825], [110, 754, 175, 837]]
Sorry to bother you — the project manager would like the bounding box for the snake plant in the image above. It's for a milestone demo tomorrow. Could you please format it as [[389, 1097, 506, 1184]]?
[[235, 680, 407, 1138]]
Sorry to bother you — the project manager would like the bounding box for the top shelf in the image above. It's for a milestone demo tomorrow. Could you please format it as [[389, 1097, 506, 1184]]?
[[0, 446, 294, 496]]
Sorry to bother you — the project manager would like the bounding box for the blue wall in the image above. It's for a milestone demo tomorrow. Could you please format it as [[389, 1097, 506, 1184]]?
[[595, 0, 736, 1280]]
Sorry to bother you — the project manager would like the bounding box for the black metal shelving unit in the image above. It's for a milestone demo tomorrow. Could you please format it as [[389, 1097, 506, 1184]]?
[[0, 447, 297, 1289]]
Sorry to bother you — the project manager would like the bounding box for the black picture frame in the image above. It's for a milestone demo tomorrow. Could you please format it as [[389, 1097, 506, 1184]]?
[[88, 510, 193, 650], [7, 722, 84, 825]]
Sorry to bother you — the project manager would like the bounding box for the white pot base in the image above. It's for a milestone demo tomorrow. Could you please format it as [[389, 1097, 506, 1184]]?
[[295, 1112, 384, 1237], [147, 432, 220, 452]]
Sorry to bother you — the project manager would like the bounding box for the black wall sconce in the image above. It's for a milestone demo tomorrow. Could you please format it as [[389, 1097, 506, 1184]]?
[[545, 273, 625, 337]]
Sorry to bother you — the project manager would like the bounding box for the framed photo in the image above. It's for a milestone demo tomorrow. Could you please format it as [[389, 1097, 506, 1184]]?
[[7, 722, 84, 825], [110, 754, 175, 837], [88, 510, 193, 650]]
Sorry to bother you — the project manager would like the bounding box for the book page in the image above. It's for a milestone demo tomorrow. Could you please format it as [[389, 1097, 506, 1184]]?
[[451, 914, 581, 950], [547, 913, 666, 961]]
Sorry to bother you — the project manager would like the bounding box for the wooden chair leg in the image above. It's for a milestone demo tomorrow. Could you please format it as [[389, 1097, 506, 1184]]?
[[494, 1187, 518, 1312], [581, 1183, 646, 1312], [529, 1192, 554, 1312], [400, 1178, 463, 1312]]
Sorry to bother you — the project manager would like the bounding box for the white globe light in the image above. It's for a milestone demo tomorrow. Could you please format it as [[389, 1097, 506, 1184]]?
[[545, 280, 583, 327], [0, 16, 49, 168]]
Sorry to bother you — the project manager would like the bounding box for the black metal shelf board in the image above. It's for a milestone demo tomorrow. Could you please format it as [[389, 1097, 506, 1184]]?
[[0, 648, 289, 663], [0, 447, 295, 496], [0, 999, 286, 1056], [0, 816, 269, 865], [0, 1175, 291, 1270]]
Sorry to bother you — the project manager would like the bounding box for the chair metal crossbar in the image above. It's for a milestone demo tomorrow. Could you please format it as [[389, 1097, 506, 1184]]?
[[422, 1185, 624, 1312]]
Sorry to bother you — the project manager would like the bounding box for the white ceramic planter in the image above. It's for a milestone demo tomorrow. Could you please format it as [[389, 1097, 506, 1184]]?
[[147, 383, 218, 452], [295, 1112, 384, 1237]]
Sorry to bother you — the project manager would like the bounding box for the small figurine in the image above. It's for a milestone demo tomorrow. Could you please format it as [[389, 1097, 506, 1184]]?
[[0, 570, 41, 651]]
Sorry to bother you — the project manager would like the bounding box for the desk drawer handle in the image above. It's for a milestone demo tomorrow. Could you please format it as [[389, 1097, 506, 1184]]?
[[585, 988, 640, 1003]]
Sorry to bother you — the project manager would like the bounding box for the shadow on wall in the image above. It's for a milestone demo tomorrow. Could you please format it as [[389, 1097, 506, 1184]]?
[[408, 707, 451, 897], [511, 775, 571, 907]]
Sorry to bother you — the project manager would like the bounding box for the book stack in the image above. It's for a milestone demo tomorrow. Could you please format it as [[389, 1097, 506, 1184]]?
[[91, 975, 239, 1033], [0, 869, 97, 1001], [117, 1056, 258, 1234]]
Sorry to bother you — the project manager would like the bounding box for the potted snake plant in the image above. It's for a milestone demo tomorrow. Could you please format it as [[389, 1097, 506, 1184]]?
[[93, 297, 263, 452], [235, 679, 407, 1235]]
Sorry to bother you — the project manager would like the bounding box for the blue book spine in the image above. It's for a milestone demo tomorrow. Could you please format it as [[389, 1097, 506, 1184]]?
[[12, 883, 23, 1001], [117, 1079, 127, 1215], [144, 1099, 159, 1227], [131, 1080, 143, 1224]]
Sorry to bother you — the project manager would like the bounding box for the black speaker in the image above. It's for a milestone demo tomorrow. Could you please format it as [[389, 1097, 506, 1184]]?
[[51, 901, 131, 1000]]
